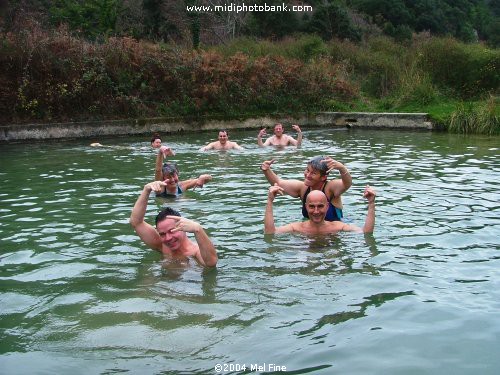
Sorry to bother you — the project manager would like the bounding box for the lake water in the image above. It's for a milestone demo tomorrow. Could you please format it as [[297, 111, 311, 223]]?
[[1, 128, 499, 374]]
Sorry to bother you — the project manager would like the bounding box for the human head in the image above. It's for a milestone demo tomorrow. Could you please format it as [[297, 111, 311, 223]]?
[[155, 206, 181, 226], [161, 162, 179, 185], [303, 156, 329, 187], [155, 207, 185, 251], [273, 123, 284, 136], [305, 190, 329, 223], [151, 133, 162, 148], [307, 156, 329, 176], [218, 129, 228, 144]]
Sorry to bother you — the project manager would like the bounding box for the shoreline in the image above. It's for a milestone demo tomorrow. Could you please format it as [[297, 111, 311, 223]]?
[[0, 112, 433, 143]]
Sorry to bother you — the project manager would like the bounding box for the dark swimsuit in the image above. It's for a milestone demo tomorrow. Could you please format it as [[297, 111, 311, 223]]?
[[301, 183, 343, 221], [156, 184, 183, 198]]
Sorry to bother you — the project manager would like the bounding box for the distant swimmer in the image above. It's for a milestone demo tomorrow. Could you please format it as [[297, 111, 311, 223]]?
[[200, 129, 243, 151], [151, 133, 175, 156], [130, 185, 217, 267], [257, 123, 302, 147], [264, 184, 376, 235]]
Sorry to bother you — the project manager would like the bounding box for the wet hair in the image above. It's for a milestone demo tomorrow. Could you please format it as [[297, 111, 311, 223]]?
[[155, 207, 181, 226], [308, 156, 329, 176], [151, 133, 161, 144], [218, 129, 228, 135], [162, 162, 179, 176]]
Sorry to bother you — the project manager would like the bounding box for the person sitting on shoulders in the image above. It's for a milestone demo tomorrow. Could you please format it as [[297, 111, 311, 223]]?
[[200, 129, 243, 151], [257, 123, 302, 148], [260, 156, 352, 221], [130, 184, 217, 266], [264, 184, 376, 235]]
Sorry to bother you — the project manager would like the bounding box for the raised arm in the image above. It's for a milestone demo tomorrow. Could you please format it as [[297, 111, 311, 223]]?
[[257, 128, 267, 147], [154, 150, 164, 181], [130, 182, 166, 251], [324, 157, 352, 198], [362, 185, 376, 233], [290, 124, 303, 147], [264, 185, 294, 234], [180, 174, 212, 191], [168, 215, 218, 267], [260, 159, 303, 198]]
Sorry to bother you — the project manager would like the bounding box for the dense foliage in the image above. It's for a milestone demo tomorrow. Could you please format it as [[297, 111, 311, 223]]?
[[1, 0, 499, 47]]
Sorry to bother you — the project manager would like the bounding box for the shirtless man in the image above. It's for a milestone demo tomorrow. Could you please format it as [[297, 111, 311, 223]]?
[[130, 181, 218, 267], [257, 123, 302, 147], [264, 184, 376, 235], [260, 156, 352, 221], [200, 130, 243, 151]]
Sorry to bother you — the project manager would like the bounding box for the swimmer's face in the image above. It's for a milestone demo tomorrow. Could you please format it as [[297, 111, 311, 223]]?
[[273, 124, 283, 136], [157, 218, 186, 251], [218, 131, 228, 144], [162, 173, 179, 186], [151, 138, 162, 148], [303, 166, 326, 186], [305, 192, 329, 223]]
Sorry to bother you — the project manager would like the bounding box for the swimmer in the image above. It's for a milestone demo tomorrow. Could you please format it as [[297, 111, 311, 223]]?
[[264, 184, 376, 235], [130, 186, 217, 266], [154, 162, 211, 197], [260, 156, 352, 221], [200, 130, 243, 151], [151, 133, 175, 157], [257, 123, 302, 147]]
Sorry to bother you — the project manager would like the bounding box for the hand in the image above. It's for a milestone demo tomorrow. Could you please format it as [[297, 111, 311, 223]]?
[[292, 124, 302, 133], [321, 156, 345, 174], [159, 145, 175, 157], [166, 215, 201, 233], [196, 174, 212, 187], [268, 183, 284, 201], [260, 159, 276, 172], [145, 181, 167, 193], [258, 128, 267, 137], [363, 185, 376, 203]]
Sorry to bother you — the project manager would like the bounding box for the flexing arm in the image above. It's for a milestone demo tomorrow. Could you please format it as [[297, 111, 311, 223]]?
[[168, 215, 218, 267], [323, 157, 352, 198], [290, 125, 303, 147], [260, 159, 303, 198], [257, 128, 267, 147], [264, 185, 282, 234], [180, 174, 212, 191], [130, 182, 166, 250]]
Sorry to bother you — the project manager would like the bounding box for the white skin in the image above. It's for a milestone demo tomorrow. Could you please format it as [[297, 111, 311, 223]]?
[[129, 181, 217, 266], [260, 156, 352, 212], [154, 152, 209, 191], [151, 137, 175, 156], [200, 131, 243, 151], [257, 123, 302, 147], [264, 184, 376, 235]]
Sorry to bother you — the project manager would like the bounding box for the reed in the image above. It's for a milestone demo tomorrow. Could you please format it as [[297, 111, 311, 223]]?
[[448, 97, 499, 135]]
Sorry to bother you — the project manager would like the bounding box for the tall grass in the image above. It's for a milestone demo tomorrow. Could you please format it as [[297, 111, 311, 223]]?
[[448, 97, 500, 135]]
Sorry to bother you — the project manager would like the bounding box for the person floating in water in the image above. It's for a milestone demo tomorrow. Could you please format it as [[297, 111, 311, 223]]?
[[200, 129, 243, 151], [151, 133, 175, 157], [257, 123, 302, 147], [260, 156, 352, 221], [130, 184, 217, 266], [264, 184, 376, 235]]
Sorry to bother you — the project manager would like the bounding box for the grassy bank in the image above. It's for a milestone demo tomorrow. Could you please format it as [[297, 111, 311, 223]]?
[[1, 25, 498, 134]]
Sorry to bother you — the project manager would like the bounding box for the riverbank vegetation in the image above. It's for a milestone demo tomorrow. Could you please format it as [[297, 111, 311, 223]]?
[[0, 1, 498, 134]]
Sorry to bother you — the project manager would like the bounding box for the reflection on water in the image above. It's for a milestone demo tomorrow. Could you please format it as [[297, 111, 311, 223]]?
[[1, 129, 499, 374]]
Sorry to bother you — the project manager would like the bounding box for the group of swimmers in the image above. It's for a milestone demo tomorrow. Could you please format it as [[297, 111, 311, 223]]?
[[129, 125, 377, 268]]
